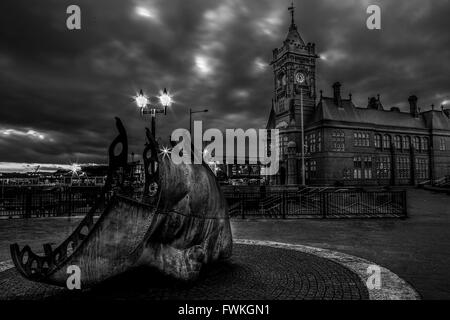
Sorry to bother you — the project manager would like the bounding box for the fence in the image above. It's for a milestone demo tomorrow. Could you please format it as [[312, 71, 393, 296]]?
[[0, 186, 407, 219], [0, 186, 103, 219], [223, 188, 407, 219]]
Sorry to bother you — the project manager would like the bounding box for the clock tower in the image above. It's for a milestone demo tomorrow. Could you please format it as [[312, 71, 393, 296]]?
[[271, 3, 318, 129]]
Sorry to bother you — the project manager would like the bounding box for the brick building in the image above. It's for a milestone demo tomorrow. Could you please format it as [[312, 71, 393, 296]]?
[[266, 6, 450, 186]]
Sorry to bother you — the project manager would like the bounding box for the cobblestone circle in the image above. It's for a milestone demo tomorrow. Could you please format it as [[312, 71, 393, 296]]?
[[0, 244, 369, 300]]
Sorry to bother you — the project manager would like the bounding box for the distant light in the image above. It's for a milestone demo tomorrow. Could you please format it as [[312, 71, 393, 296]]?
[[70, 163, 81, 176], [319, 54, 327, 60], [442, 99, 450, 105]]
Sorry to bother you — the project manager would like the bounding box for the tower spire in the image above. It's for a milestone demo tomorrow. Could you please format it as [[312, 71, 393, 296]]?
[[288, 1, 296, 30]]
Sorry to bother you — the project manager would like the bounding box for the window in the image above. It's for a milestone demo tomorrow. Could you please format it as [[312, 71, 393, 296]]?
[[402, 136, 410, 150], [332, 130, 345, 152], [280, 135, 289, 155], [422, 137, 429, 151], [278, 73, 286, 87], [309, 133, 316, 153], [396, 157, 410, 179], [376, 156, 391, 179], [413, 137, 421, 151], [305, 131, 321, 154], [310, 160, 317, 178], [306, 160, 317, 179], [304, 136, 309, 154], [374, 134, 382, 148], [364, 156, 372, 179], [383, 135, 391, 149], [394, 136, 402, 149], [277, 100, 285, 113], [354, 131, 370, 147], [353, 157, 362, 179], [317, 131, 322, 152], [343, 168, 352, 180], [415, 158, 429, 179], [440, 138, 446, 151]]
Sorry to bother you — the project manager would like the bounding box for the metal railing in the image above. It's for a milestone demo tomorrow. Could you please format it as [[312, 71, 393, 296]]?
[[0, 186, 104, 219], [223, 188, 407, 219], [1, 185, 407, 219]]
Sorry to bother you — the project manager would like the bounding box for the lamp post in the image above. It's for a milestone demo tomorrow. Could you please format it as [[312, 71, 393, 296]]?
[[300, 88, 305, 186], [135, 88, 172, 137], [189, 108, 209, 133]]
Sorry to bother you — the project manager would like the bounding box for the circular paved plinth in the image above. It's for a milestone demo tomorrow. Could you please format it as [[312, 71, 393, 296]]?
[[0, 243, 369, 300]]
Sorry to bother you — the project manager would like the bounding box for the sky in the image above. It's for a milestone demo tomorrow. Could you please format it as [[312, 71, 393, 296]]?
[[0, 0, 449, 172]]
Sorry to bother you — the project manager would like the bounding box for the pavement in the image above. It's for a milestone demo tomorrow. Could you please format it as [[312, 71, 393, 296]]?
[[0, 243, 370, 300], [0, 188, 449, 299]]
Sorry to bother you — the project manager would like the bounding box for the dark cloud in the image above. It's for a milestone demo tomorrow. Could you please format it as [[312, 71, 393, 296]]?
[[0, 0, 449, 166]]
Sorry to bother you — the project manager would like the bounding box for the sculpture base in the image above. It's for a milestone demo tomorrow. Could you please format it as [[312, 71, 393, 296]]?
[[0, 244, 368, 300]]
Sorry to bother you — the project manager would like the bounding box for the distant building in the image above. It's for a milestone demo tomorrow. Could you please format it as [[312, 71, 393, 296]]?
[[266, 6, 450, 186]]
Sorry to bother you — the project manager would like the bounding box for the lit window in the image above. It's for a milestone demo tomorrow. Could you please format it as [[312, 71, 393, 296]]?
[[354, 131, 370, 147], [332, 130, 345, 152], [440, 138, 446, 151], [402, 136, 410, 150], [413, 137, 421, 151], [364, 156, 372, 179], [394, 136, 402, 149], [353, 157, 362, 179], [383, 135, 391, 149], [374, 134, 381, 148], [376, 156, 391, 178]]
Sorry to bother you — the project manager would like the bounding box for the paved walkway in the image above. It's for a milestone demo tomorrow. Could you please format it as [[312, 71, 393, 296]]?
[[0, 243, 370, 300], [0, 188, 448, 299]]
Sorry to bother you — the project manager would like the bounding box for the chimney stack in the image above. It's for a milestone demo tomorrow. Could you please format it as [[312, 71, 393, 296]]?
[[332, 82, 342, 107], [408, 95, 419, 117]]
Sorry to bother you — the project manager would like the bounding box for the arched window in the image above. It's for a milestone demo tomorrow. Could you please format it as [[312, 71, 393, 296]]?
[[413, 137, 421, 151], [402, 136, 410, 150], [383, 135, 391, 149], [374, 134, 382, 148], [277, 73, 286, 88], [394, 136, 402, 149], [422, 137, 429, 151]]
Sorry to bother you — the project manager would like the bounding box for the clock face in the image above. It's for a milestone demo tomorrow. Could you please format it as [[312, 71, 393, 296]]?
[[295, 72, 305, 84]]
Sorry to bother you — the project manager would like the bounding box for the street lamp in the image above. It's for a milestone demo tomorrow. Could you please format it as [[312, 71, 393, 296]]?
[[134, 88, 172, 137], [189, 108, 208, 133]]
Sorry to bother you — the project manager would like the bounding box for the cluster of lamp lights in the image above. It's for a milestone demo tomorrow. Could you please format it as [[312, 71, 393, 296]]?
[[134, 87, 209, 137], [134, 88, 173, 137], [134, 88, 173, 112]]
